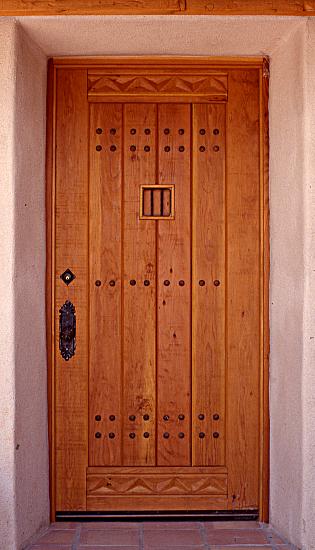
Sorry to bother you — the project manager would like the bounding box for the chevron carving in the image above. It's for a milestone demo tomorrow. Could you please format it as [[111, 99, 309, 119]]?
[[87, 73, 228, 99], [87, 473, 227, 496]]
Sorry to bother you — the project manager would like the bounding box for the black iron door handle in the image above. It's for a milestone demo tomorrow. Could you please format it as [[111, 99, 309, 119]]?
[[59, 300, 76, 361]]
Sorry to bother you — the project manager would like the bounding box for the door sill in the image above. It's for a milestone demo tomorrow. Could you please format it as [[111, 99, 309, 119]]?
[[56, 509, 259, 521]]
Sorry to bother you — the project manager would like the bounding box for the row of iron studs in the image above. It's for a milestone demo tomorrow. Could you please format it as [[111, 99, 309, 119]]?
[[96, 127, 220, 135], [94, 432, 219, 439], [95, 412, 220, 439], [95, 127, 220, 152], [95, 413, 219, 421], [96, 145, 220, 153], [95, 279, 220, 287]]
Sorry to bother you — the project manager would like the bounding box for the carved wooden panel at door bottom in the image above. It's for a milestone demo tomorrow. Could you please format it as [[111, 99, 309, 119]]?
[[86, 467, 228, 510]]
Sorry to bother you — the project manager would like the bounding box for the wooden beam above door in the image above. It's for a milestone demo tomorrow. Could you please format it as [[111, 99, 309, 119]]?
[[2, 0, 315, 16]]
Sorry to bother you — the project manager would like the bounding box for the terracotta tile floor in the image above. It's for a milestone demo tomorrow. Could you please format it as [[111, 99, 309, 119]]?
[[26, 521, 294, 550]]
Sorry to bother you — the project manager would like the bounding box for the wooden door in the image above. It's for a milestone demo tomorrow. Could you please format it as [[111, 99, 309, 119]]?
[[48, 58, 269, 519]]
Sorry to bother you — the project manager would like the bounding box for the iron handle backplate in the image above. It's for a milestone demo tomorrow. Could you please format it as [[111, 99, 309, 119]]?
[[59, 300, 76, 361]]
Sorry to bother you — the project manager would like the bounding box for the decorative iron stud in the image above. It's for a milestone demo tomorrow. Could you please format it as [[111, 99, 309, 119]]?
[[130, 280, 136, 286], [96, 145, 102, 151], [95, 280, 101, 286], [129, 432, 136, 439], [163, 432, 170, 438], [110, 128, 116, 135], [198, 414, 205, 420], [214, 280, 220, 286], [143, 432, 150, 438], [199, 129, 206, 135], [130, 128, 136, 135], [178, 128, 185, 135], [95, 432, 102, 438], [163, 415, 170, 421], [110, 145, 117, 152], [179, 280, 185, 286], [213, 128, 219, 135], [95, 415, 101, 421], [109, 280, 116, 287], [178, 432, 185, 438], [213, 432, 220, 438], [96, 128, 103, 134], [129, 415, 136, 421], [178, 414, 185, 420], [109, 415, 116, 421], [109, 432, 115, 439], [143, 414, 150, 421], [213, 414, 220, 420], [213, 145, 220, 152], [199, 432, 205, 438], [199, 280, 205, 286]]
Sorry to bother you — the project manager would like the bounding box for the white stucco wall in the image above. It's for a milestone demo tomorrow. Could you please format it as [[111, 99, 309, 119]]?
[[0, 14, 314, 550], [0, 19, 19, 550], [302, 19, 315, 550], [269, 23, 306, 547], [0, 20, 49, 550]]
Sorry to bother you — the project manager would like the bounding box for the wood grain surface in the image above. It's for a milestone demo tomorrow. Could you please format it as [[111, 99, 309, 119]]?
[[123, 104, 157, 466], [54, 69, 89, 510], [226, 70, 260, 509], [2, 0, 314, 15], [192, 104, 226, 467], [49, 59, 268, 516], [89, 103, 123, 466], [157, 104, 191, 466]]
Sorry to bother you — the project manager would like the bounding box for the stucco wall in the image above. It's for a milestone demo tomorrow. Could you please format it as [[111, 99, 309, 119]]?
[[0, 21, 49, 550], [302, 19, 315, 550], [0, 19, 19, 550], [269, 23, 306, 547], [0, 15, 314, 550]]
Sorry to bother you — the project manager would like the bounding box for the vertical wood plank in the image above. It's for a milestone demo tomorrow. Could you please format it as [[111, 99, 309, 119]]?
[[89, 104, 122, 466], [192, 104, 226, 466], [157, 105, 191, 466], [226, 70, 260, 509], [55, 69, 88, 510], [123, 104, 157, 465]]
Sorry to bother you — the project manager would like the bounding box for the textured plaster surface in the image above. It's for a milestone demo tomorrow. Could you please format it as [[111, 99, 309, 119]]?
[[13, 25, 49, 550], [0, 19, 18, 550], [0, 14, 314, 550], [302, 19, 315, 550], [0, 21, 49, 550], [269, 23, 306, 548], [14, 15, 301, 57]]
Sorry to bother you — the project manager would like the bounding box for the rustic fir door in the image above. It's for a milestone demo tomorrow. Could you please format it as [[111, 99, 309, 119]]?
[[48, 58, 269, 519]]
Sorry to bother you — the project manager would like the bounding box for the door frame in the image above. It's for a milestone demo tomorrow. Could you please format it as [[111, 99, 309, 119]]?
[[46, 56, 270, 522]]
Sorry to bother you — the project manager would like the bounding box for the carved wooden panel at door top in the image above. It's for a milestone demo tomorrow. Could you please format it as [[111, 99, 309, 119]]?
[[53, 65, 264, 514]]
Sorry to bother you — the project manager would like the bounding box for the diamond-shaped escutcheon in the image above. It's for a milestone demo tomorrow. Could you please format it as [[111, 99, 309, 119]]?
[[60, 268, 76, 286]]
